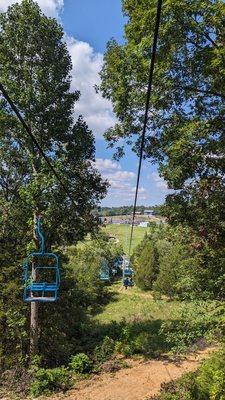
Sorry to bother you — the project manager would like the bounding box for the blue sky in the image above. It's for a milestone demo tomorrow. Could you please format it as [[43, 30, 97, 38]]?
[[1, 0, 170, 206]]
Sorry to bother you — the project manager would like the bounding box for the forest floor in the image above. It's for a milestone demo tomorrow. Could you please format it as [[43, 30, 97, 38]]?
[[50, 346, 216, 400]]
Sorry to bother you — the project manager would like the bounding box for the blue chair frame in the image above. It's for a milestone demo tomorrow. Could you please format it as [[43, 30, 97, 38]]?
[[23, 216, 60, 302], [99, 259, 110, 282], [122, 256, 134, 287]]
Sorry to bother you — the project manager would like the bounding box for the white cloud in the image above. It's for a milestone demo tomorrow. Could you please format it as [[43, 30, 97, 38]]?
[[100, 170, 135, 188], [67, 38, 116, 138], [0, 0, 63, 17], [131, 186, 147, 194], [94, 158, 121, 172], [107, 171, 135, 181], [150, 172, 168, 190], [93, 159, 135, 188], [94, 158, 148, 205]]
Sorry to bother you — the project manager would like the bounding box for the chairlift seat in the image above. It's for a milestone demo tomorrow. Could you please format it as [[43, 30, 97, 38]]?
[[123, 268, 133, 277], [100, 259, 110, 281], [27, 283, 58, 291], [23, 252, 60, 302]]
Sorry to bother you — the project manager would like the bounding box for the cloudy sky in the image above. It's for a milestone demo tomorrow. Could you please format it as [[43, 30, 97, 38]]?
[[1, 0, 170, 206]]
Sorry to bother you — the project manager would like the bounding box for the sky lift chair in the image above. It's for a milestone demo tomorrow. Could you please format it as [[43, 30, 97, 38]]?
[[23, 216, 60, 302]]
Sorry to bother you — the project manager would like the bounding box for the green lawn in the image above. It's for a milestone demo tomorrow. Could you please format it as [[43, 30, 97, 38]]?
[[103, 224, 149, 253], [91, 283, 221, 358], [94, 283, 181, 324]]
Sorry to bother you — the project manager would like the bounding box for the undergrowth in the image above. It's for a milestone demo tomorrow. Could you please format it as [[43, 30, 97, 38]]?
[[1, 298, 224, 398], [149, 346, 225, 400]]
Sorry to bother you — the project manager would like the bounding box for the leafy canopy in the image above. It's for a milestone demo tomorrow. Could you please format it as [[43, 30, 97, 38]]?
[[100, 0, 225, 245], [0, 0, 107, 247]]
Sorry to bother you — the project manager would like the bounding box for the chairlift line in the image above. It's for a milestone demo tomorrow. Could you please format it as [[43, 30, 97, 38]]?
[[128, 0, 163, 256]]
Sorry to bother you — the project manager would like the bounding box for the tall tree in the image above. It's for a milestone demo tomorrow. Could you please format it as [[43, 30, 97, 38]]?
[[133, 239, 159, 291], [0, 0, 107, 357], [100, 0, 225, 247]]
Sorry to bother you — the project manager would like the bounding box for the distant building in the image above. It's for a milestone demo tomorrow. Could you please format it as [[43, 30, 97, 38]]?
[[139, 221, 149, 228], [111, 219, 126, 224], [144, 209, 154, 216]]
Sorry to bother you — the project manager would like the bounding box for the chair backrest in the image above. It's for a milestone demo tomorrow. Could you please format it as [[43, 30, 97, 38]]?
[[23, 252, 60, 302]]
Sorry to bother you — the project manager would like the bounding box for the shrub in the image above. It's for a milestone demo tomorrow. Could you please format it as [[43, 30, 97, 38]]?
[[150, 372, 199, 400], [149, 348, 225, 400], [93, 336, 116, 364], [134, 332, 156, 356], [196, 347, 225, 398], [69, 353, 92, 374], [30, 367, 73, 396], [115, 342, 135, 357], [159, 302, 215, 354]]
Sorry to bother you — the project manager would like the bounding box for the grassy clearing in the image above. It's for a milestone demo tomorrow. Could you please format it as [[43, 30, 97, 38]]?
[[94, 283, 181, 324], [102, 224, 149, 253], [90, 283, 223, 359]]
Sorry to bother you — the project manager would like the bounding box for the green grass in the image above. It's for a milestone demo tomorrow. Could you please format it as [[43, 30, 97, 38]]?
[[91, 283, 222, 358], [103, 224, 149, 253], [94, 283, 181, 324]]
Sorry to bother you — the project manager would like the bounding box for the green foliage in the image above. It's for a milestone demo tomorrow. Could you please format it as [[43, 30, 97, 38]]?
[[67, 233, 122, 304], [150, 347, 225, 400], [93, 336, 116, 364], [196, 347, 225, 398], [93, 283, 225, 359], [69, 353, 92, 374], [133, 239, 159, 290], [160, 303, 212, 354], [132, 223, 225, 300], [100, 0, 225, 248], [30, 367, 73, 396], [0, 0, 107, 373], [115, 327, 160, 357], [149, 372, 200, 400], [153, 242, 187, 299]]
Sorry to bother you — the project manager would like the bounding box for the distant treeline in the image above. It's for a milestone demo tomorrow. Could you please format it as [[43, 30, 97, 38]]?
[[97, 205, 162, 217]]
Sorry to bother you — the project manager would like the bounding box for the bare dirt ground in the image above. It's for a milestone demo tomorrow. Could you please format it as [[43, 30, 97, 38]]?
[[51, 346, 216, 400]]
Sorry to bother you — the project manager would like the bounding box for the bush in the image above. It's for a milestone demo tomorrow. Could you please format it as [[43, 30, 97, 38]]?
[[196, 347, 225, 398], [93, 336, 116, 364], [149, 348, 225, 400], [149, 372, 199, 400], [30, 367, 73, 396], [69, 353, 92, 374], [159, 302, 216, 354], [134, 332, 155, 356]]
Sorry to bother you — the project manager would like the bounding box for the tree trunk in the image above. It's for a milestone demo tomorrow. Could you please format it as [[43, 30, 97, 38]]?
[[30, 301, 39, 357], [30, 212, 39, 357]]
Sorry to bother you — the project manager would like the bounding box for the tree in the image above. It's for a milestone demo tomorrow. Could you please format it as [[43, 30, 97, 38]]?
[[0, 0, 107, 358], [134, 239, 159, 290], [153, 242, 185, 299], [100, 0, 225, 246]]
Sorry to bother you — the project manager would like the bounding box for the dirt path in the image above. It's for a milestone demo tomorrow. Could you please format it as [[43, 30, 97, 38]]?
[[52, 347, 216, 400]]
